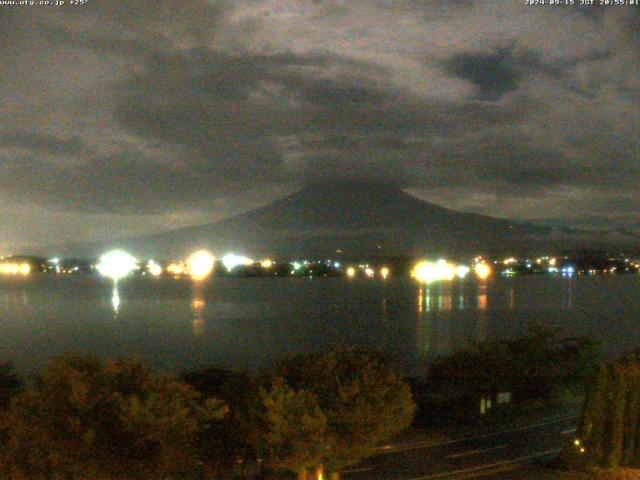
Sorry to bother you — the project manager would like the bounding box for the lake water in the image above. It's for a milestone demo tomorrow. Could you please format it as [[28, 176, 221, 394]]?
[[1, 274, 639, 376]]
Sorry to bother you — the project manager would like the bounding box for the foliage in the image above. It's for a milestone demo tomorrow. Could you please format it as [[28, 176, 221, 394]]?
[[575, 351, 640, 469], [427, 328, 599, 404], [182, 367, 265, 478], [0, 354, 227, 480], [276, 348, 416, 474], [252, 377, 329, 478]]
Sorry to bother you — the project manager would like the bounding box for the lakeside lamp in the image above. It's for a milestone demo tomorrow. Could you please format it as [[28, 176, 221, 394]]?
[[187, 250, 215, 280], [222, 253, 253, 272], [412, 261, 439, 284], [474, 262, 492, 280], [147, 260, 163, 276], [455, 265, 471, 279], [380, 267, 390, 279], [435, 259, 456, 281], [97, 250, 138, 282]]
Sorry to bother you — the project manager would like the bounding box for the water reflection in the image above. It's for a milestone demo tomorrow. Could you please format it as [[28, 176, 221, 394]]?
[[416, 287, 431, 356], [507, 286, 515, 310], [111, 285, 120, 315], [477, 283, 488, 311], [564, 277, 574, 309], [476, 283, 488, 341], [191, 287, 206, 336]]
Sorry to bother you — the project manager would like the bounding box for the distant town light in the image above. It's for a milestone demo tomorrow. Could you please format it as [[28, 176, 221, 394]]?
[[365, 267, 375, 278], [380, 267, 390, 279], [412, 261, 438, 284], [166, 262, 185, 276], [147, 260, 163, 277], [346, 267, 356, 278], [474, 262, 492, 280], [412, 260, 457, 284], [260, 259, 273, 269], [187, 250, 215, 280], [97, 250, 138, 281], [222, 253, 253, 272], [455, 265, 470, 279], [0, 262, 32, 276]]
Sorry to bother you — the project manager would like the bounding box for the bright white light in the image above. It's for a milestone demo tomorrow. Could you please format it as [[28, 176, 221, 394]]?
[[111, 287, 120, 313], [97, 250, 138, 281], [187, 250, 215, 280], [412, 261, 438, 284], [380, 267, 390, 280], [413, 260, 457, 284], [260, 259, 273, 269], [365, 268, 375, 278], [435, 259, 456, 281], [455, 265, 470, 279], [222, 253, 253, 272], [292, 262, 302, 271], [147, 260, 162, 276]]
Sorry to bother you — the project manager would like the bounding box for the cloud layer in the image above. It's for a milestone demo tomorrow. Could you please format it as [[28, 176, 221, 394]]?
[[1, 0, 638, 249]]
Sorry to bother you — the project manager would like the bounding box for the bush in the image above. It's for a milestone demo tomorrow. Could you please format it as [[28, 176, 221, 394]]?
[[276, 348, 416, 476], [0, 354, 227, 480], [427, 328, 599, 406], [576, 352, 640, 468]]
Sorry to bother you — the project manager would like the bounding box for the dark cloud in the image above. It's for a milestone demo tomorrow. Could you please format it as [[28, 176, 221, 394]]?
[[0, 131, 84, 156], [0, 0, 638, 246]]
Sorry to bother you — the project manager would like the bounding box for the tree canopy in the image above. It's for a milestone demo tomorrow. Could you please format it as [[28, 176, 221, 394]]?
[[0, 354, 227, 480]]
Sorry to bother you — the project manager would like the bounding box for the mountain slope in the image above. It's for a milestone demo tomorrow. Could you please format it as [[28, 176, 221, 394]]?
[[87, 182, 554, 258]]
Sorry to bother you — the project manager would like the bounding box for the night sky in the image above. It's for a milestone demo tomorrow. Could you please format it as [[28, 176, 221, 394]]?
[[1, 1, 638, 251]]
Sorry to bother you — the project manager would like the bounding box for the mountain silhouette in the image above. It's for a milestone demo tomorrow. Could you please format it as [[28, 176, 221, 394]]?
[[75, 182, 555, 259]]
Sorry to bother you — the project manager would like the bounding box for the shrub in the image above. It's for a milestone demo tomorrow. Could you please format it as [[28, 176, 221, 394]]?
[[0, 354, 227, 479]]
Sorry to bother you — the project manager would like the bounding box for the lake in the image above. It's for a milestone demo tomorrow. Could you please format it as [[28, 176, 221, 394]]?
[[1, 274, 639, 376]]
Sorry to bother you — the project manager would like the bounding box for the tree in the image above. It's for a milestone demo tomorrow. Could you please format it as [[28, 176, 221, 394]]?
[[0, 354, 227, 479], [277, 348, 416, 478], [253, 377, 329, 479], [182, 367, 265, 478], [575, 352, 640, 468], [428, 328, 599, 407]]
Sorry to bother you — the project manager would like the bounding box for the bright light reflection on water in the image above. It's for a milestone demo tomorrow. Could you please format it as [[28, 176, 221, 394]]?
[[0, 274, 638, 376]]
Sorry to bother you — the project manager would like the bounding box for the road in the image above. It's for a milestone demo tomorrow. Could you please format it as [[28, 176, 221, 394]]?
[[341, 413, 579, 479]]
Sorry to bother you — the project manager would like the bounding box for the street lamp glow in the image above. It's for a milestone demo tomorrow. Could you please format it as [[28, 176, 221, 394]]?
[[412, 261, 438, 284], [455, 265, 470, 279], [97, 250, 138, 281], [435, 259, 456, 281], [380, 267, 390, 279], [260, 259, 273, 269], [187, 250, 215, 280], [474, 262, 492, 280], [412, 260, 457, 283], [346, 267, 356, 278], [147, 260, 163, 276], [222, 253, 253, 272]]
